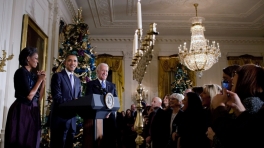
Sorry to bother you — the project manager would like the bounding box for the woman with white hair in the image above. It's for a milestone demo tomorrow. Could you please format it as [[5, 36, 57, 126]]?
[[200, 84, 222, 109], [166, 93, 184, 148]]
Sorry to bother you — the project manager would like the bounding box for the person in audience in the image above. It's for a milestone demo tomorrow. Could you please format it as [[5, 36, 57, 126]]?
[[162, 94, 170, 110], [142, 105, 149, 118], [146, 97, 169, 148], [123, 109, 136, 148], [166, 93, 184, 148], [206, 65, 240, 148], [177, 92, 210, 148], [200, 84, 222, 109], [142, 105, 153, 148], [121, 111, 126, 117], [200, 84, 222, 148], [222, 65, 240, 90], [183, 89, 193, 97], [141, 101, 147, 112], [116, 111, 125, 148], [192, 86, 203, 96], [130, 104, 137, 119], [5, 47, 46, 148], [211, 64, 264, 148]]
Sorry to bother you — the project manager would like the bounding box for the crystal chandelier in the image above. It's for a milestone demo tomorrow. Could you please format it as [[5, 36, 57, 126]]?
[[178, 3, 221, 75]]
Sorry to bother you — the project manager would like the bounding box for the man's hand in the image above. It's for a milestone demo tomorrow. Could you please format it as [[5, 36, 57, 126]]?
[[146, 136, 151, 144], [105, 112, 111, 118], [206, 127, 215, 141], [172, 132, 178, 141]]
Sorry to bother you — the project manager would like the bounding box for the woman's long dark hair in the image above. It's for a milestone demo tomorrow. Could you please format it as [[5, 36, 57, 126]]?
[[185, 92, 204, 113], [161, 94, 170, 109], [235, 64, 264, 101]]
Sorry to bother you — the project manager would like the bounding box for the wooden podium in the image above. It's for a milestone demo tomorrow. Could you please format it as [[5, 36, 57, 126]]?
[[59, 93, 120, 148]]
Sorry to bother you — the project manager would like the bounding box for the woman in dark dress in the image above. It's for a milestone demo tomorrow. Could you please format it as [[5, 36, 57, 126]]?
[[5, 47, 46, 148], [123, 109, 137, 148], [177, 92, 210, 148]]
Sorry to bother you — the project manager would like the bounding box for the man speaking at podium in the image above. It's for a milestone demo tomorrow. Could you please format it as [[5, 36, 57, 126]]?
[[85, 63, 118, 147]]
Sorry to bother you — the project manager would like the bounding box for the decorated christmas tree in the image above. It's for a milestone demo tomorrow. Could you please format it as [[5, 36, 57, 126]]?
[[171, 63, 193, 94], [40, 8, 96, 148]]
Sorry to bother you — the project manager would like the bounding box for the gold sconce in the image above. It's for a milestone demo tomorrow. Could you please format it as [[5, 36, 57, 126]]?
[[0, 43, 14, 72]]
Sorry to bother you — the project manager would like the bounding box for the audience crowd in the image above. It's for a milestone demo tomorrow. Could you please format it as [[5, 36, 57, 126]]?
[[114, 64, 264, 148]]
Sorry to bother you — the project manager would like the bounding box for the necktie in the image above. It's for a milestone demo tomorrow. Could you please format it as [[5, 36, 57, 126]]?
[[101, 81, 106, 89], [70, 74, 74, 89]]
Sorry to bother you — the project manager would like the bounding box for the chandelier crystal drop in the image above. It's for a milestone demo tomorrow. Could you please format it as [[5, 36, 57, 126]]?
[[178, 3, 221, 72]]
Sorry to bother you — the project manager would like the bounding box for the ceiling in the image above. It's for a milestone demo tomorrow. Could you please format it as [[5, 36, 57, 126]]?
[[76, 0, 264, 38]]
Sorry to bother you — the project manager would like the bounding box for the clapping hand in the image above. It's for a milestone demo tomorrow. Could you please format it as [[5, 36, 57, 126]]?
[[37, 70, 46, 75], [37, 70, 46, 81]]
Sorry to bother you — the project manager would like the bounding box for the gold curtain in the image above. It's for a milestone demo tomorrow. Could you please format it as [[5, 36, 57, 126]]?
[[227, 54, 263, 66], [158, 56, 196, 98], [96, 55, 124, 111]]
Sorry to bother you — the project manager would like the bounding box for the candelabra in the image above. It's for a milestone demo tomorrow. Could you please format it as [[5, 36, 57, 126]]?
[[131, 1, 159, 146], [132, 87, 148, 103], [0, 50, 14, 72]]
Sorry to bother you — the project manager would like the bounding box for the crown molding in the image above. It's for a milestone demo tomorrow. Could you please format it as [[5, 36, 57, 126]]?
[[89, 37, 264, 44]]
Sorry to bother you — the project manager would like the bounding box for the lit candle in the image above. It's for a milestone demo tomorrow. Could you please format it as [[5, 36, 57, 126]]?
[[137, 0, 142, 29], [134, 30, 138, 53], [11, 42, 14, 54], [132, 39, 135, 56], [213, 41, 215, 47], [4, 40, 6, 51]]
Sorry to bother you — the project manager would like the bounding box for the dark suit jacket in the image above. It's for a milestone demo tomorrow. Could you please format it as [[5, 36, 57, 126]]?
[[167, 109, 184, 134], [50, 69, 81, 129], [148, 108, 170, 148], [85, 79, 117, 97], [166, 109, 184, 148]]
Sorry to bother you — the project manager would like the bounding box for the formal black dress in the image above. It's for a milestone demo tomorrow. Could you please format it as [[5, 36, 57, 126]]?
[[5, 67, 41, 148], [178, 109, 210, 148]]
